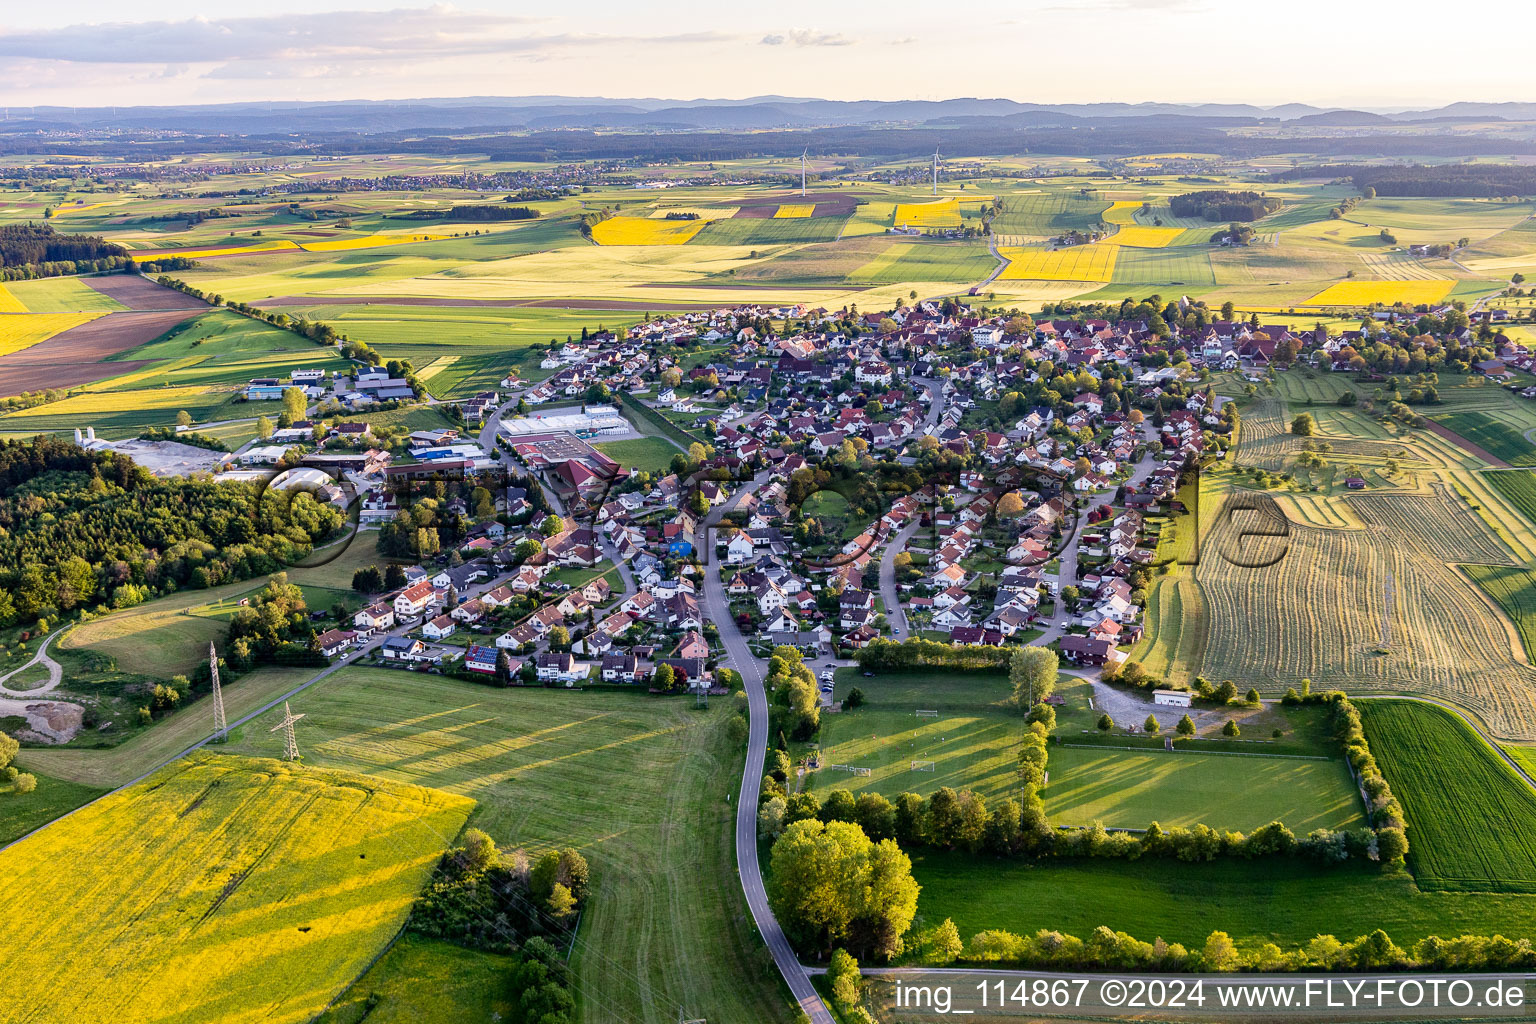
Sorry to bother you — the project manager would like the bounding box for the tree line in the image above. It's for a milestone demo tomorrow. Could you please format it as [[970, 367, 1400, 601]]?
[[400, 204, 540, 221], [0, 222, 126, 268], [1272, 163, 1536, 198]]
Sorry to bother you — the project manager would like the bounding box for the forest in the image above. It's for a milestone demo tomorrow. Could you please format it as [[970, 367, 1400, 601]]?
[[1272, 163, 1536, 197], [0, 438, 345, 627], [0, 223, 126, 268]]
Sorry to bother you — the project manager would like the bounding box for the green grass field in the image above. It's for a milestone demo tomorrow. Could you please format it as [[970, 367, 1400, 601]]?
[[1433, 410, 1536, 466], [693, 216, 847, 245], [846, 240, 996, 285], [1486, 469, 1536, 527], [1359, 699, 1536, 893], [594, 436, 681, 473], [218, 668, 789, 1024], [1045, 745, 1364, 832], [990, 191, 1110, 238], [911, 851, 1536, 956], [0, 769, 106, 845], [316, 935, 514, 1024], [5, 276, 127, 313]]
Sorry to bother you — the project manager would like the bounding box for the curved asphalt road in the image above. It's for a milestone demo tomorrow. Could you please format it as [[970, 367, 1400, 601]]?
[[699, 475, 836, 1024]]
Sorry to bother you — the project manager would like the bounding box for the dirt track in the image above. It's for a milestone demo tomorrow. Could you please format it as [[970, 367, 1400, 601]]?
[[0, 310, 196, 396]]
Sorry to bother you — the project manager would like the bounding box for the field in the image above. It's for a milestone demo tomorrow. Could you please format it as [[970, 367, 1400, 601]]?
[[1487, 469, 1536, 526], [811, 669, 1027, 803], [1359, 699, 1536, 893], [0, 311, 105, 357], [894, 198, 960, 228], [1045, 746, 1364, 833], [1109, 226, 1184, 248], [0, 754, 474, 1024], [911, 852, 1536, 956], [217, 668, 789, 1024], [997, 244, 1118, 282], [315, 935, 514, 1024], [692, 216, 846, 245], [4, 277, 127, 312], [0, 768, 106, 845], [590, 216, 707, 245], [1305, 279, 1455, 306], [593, 436, 680, 473], [1432, 410, 1536, 466]]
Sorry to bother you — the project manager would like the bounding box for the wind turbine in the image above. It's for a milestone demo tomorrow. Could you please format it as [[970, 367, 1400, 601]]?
[[801, 147, 809, 197], [932, 147, 940, 195]]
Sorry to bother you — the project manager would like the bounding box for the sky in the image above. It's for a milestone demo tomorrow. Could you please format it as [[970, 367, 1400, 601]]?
[[0, 1, 1529, 111]]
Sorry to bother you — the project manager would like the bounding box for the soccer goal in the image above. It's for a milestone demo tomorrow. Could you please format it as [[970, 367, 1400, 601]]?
[[914, 709, 939, 718], [910, 760, 936, 772], [828, 764, 872, 777]]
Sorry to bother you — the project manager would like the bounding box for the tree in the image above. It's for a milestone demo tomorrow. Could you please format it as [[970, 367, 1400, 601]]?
[[759, 795, 788, 838], [1245, 687, 1261, 705], [653, 663, 675, 691], [1144, 714, 1161, 735], [1213, 679, 1238, 703], [924, 918, 964, 964], [1203, 931, 1240, 971], [281, 387, 308, 422], [175, 409, 193, 428], [1376, 826, 1408, 864], [768, 819, 920, 961], [547, 882, 577, 920], [1291, 412, 1317, 436], [255, 415, 274, 439], [1009, 646, 1058, 710], [1096, 713, 1113, 733], [352, 566, 383, 593], [1176, 714, 1195, 736], [827, 949, 863, 1014], [540, 514, 565, 537], [548, 626, 569, 651], [384, 563, 407, 590], [996, 491, 1025, 518], [845, 686, 866, 709], [1222, 719, 1241, 737]]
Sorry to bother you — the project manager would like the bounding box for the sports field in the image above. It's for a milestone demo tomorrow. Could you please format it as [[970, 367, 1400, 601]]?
[[0, 754, 474, 1024], [218, 668, 788, 1024], [594, 436, 680, 473], [1045, 746, 1364, 832]]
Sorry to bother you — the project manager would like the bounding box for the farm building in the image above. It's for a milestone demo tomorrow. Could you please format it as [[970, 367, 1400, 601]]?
[[1153, 689, 1192, 708]]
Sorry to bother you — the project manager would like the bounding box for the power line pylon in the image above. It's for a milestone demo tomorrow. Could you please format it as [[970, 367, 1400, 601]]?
[[270, 701, 305, 761], [209, 642, 228, 741]]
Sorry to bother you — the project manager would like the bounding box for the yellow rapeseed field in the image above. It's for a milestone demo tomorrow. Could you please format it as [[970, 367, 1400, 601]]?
[[301, 233, 451, 252], [590, 216, 710, 245], [137, 239, 301, 259], [1305, 279, 1455, 306], [997, 243, 1119, 282], [0, 311, 104, 357], [648, 206, 737, 221], [894, 198, 961, 228], [1104, 199, 1145, 225], [774, 204, 816, 218], [0, 283, 28, 314], [3, 384, 213, 418], [0, 754, 474, 1024], [1111, 225, 1185, 248]]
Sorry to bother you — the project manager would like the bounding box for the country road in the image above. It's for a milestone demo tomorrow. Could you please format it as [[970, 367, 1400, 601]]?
[[700, 473, 836, 1024]]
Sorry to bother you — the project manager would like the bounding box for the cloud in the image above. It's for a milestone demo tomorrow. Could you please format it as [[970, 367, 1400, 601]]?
[[0, 6, 734, 65], [760, 30, 853, 47]]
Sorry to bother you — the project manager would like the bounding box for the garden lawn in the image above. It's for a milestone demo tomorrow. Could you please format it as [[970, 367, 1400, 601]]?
[[219, 668, 790, 1024], [1044, 746, 1364, 833], [1359, 699, 1536, 893], [0, 754, 473, 1024]]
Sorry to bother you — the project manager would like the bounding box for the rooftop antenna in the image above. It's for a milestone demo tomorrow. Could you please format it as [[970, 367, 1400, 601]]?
[[269, 701, 306, 762], [800, 147, 808, 197], [209, 642, 227, 741], [932, 146, 940, 195]]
